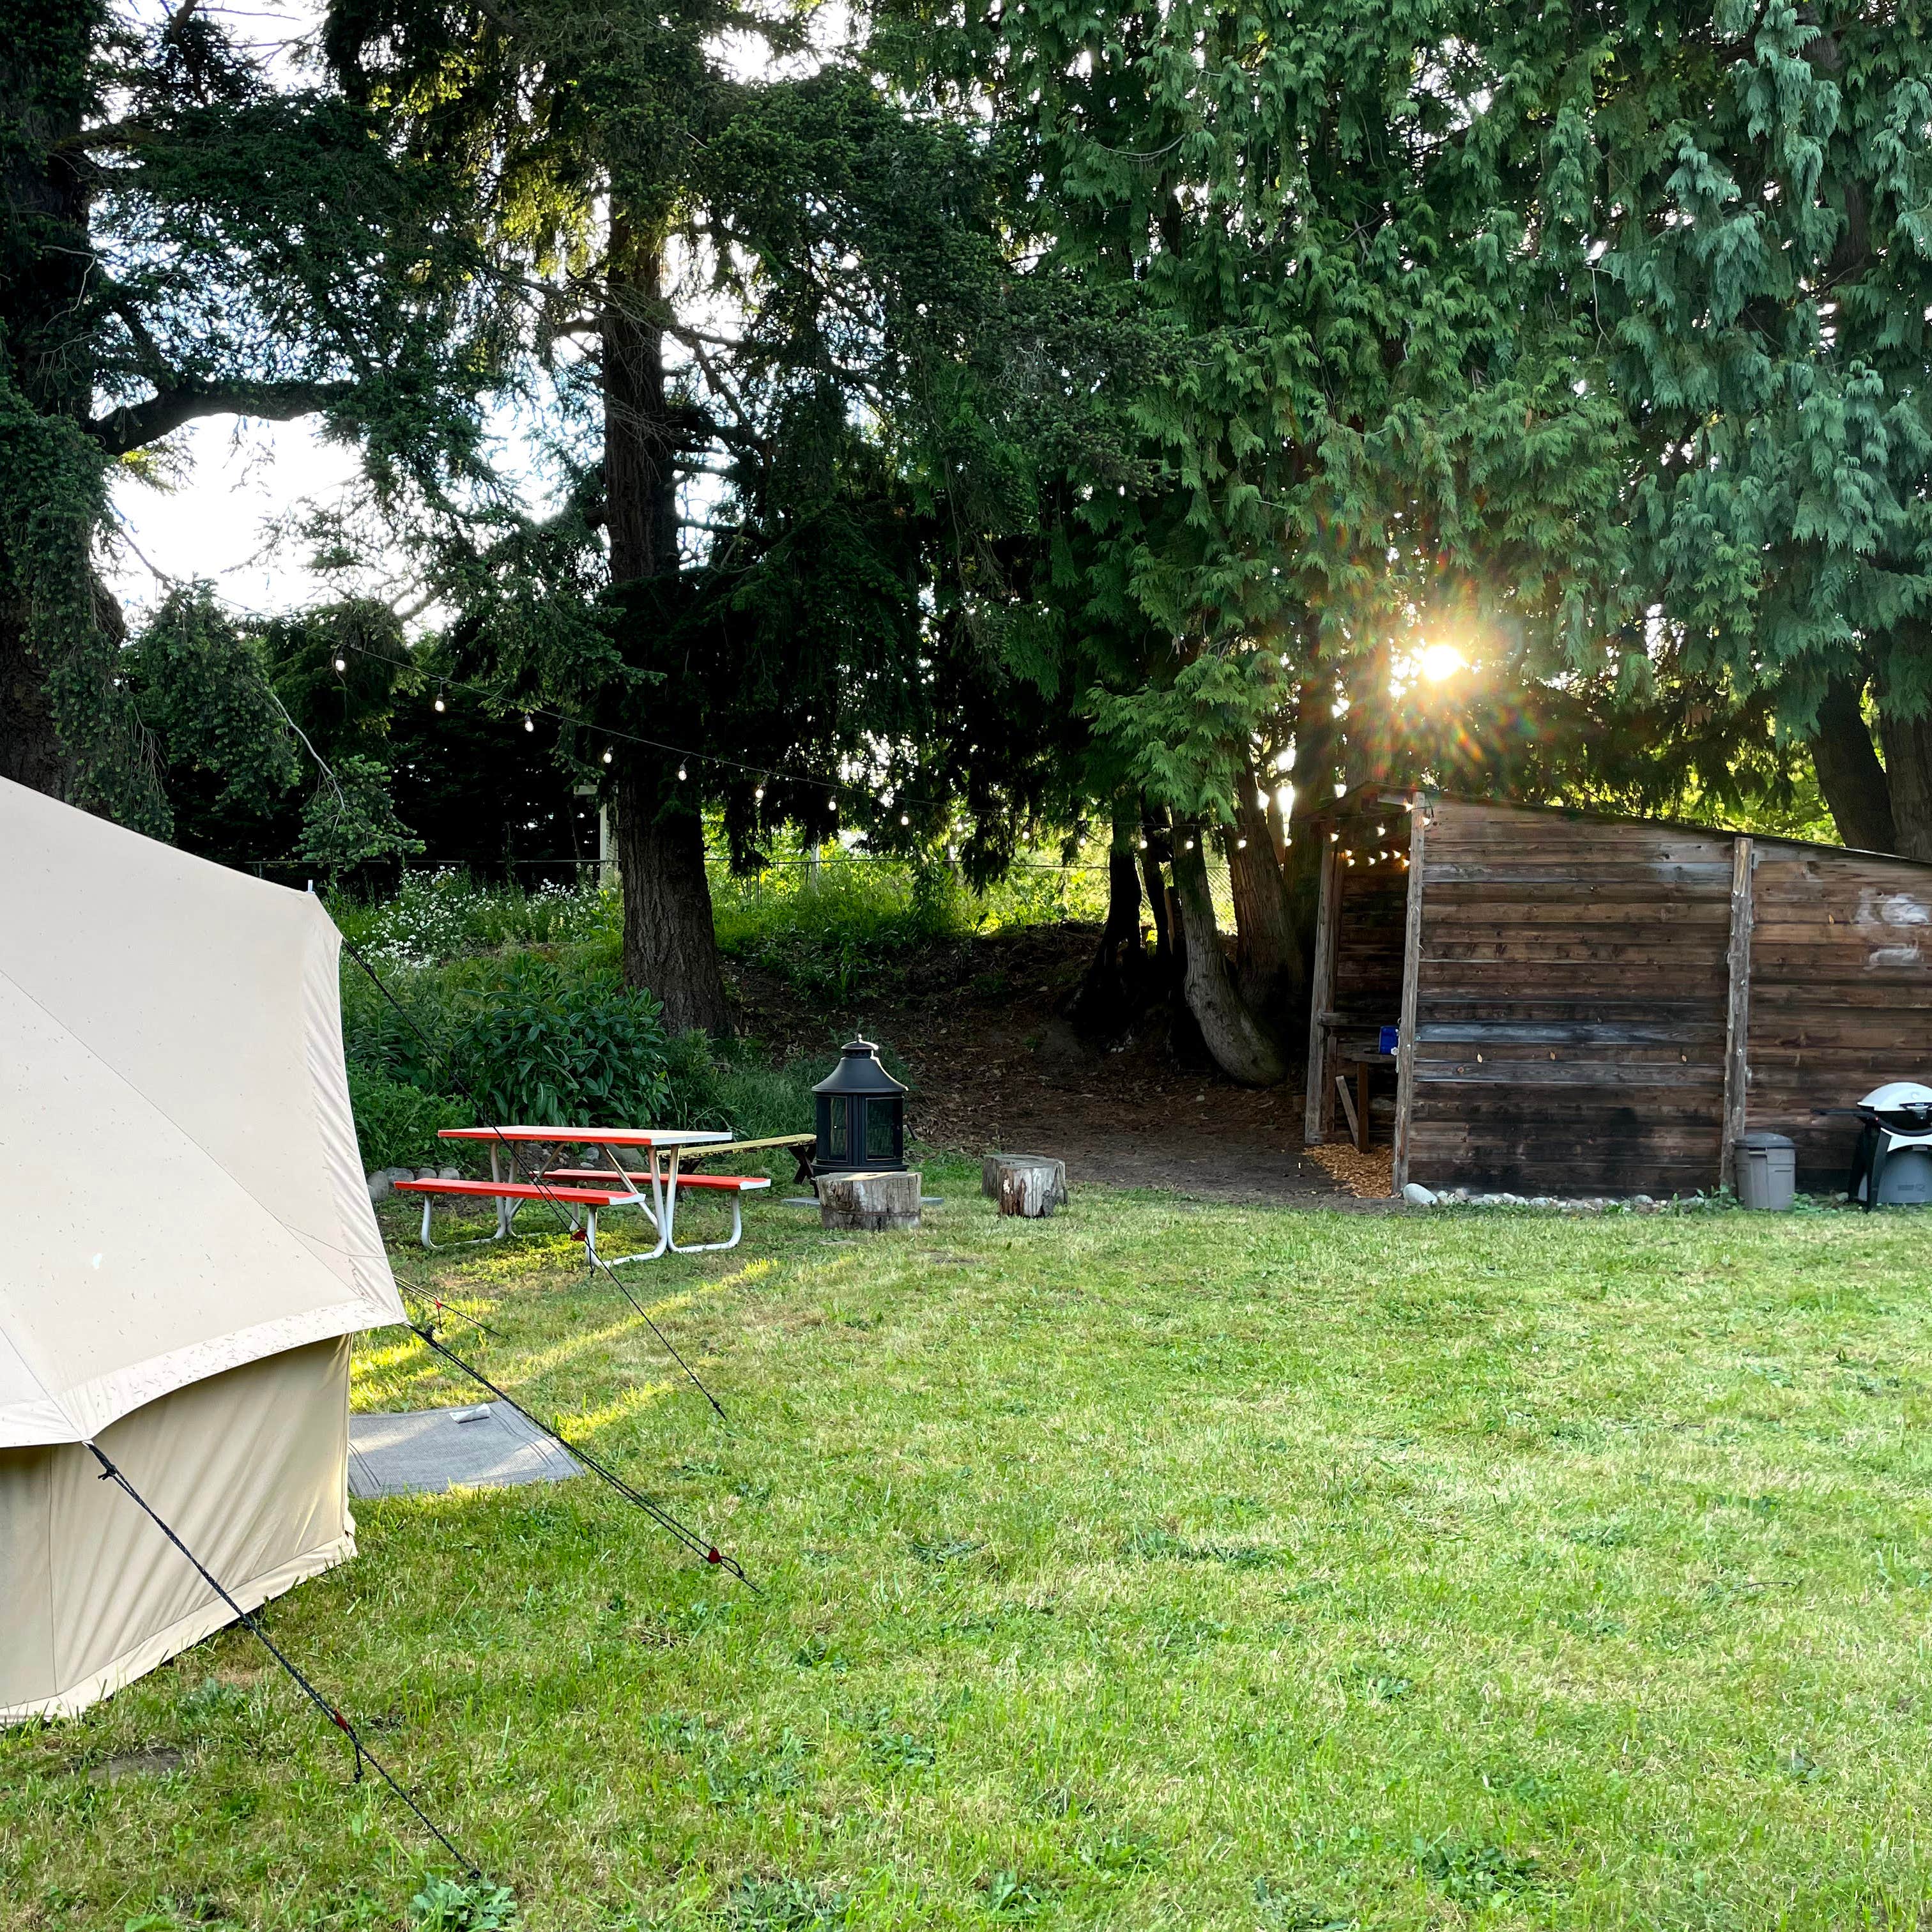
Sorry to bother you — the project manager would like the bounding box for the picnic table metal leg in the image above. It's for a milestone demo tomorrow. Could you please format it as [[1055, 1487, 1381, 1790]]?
[[670, 1189, 746, 1254], [597, 1149, 671, 1267]]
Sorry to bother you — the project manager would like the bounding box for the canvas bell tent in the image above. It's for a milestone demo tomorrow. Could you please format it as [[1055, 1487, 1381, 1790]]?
[[0, 777, 404, 1722]]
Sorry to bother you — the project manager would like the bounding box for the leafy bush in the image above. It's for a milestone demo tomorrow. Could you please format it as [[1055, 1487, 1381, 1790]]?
[[445, 956, 670, 1126], [710, 844, 1108, 1000], [333, 869, 617, 970], [661, 1031, 819, 1141], [346, 1064, 472, 1172]]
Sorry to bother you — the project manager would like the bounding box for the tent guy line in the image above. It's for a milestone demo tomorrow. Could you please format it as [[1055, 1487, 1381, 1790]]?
[[409, 1323, 756, 1590], [339, 933, 728, 1420], [88, 1444, 482, 1879]]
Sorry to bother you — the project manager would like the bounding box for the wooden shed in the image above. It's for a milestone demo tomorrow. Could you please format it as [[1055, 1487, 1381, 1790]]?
[[1303, 793, 1932, 1198]]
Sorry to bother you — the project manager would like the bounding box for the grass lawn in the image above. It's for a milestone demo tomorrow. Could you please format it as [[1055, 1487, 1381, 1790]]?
[[6, 1167, 1932, 1930]]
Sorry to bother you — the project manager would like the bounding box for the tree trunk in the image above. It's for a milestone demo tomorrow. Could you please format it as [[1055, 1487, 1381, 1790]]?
[[603, 220, 732, 1031], [1878, 708, 1932, 862], [0, 3, 102, 806], [617, 756, 730, 1036], [602, 227, 680, 592], [1065, 843, 1148, 1040], [0, 605, 69, 795], [1227, 767, 1303, 1023], [1170, 827, 1287, 1086], [1810, 675, 1896, 854]]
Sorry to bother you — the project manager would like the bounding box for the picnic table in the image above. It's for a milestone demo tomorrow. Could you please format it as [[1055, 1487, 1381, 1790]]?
[[393, 1126, 765, 1265]]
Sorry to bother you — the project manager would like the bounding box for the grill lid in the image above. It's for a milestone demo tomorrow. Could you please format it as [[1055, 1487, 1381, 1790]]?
[[1860, 1080, 1932, 1131]]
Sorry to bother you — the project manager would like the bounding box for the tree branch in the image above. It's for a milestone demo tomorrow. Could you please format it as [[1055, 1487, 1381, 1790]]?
[[87, 379, 356, 456]]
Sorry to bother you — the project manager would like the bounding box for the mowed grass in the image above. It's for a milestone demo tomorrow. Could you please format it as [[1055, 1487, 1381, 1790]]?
[[6, 1170, 1932, 1930]]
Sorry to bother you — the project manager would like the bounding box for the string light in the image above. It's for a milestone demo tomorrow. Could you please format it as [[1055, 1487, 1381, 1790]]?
[[1138, 837, 1148, 850], [754, 785, 765, 802], [1183, 837, 1195, 850], [320, 635, 958, 831], [1236, 837, 1248, 849], [1329, 831, 1340, 843]]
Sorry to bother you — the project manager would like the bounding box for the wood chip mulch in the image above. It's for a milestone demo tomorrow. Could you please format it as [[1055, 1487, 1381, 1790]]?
[[1305, 1141, 1394, 1199]]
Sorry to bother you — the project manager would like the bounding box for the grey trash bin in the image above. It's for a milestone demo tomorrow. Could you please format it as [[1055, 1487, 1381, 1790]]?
[[1734, 1132, 1797, 1211]]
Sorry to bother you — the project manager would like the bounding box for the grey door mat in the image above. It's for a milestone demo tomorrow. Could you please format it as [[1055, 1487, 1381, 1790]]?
[[348, 1402, 582, 1499]]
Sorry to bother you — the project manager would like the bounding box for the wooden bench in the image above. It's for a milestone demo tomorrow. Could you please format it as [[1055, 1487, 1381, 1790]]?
[[677, 1134, 817, 1184]]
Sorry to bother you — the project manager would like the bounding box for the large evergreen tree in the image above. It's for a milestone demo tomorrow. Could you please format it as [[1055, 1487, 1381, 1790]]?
[[323, 0, 1038, 1032], [877, 0, 1626, 1080], [0, 0, 492, 829], [1570, 0, 1932, 855]]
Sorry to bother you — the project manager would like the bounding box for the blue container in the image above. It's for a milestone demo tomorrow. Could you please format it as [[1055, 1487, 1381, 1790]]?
[[1378, 1024, 1400, 1055]]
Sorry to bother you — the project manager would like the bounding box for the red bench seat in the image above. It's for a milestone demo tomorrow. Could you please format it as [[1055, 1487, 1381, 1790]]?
[[541, 1169, 771, 1193], [392, 1178, 623, 1205]]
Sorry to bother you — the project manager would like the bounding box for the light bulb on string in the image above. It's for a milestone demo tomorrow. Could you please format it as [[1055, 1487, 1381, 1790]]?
[[433, 687, 447, 713], [522, 714, 535, 733], [1236, 837, 1248, 849], [332, 656, 347, 673], [755, 785, 765, 802], [899, 813, 910, 827], [601, 748, 613, 765], [677, 763, 687, 781], [1183, 838, 1195, 851], [1330, 831, 1340, 843]]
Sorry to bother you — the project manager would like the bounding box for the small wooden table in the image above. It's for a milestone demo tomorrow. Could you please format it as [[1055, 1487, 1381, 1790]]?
[[436, 1126, 732, 1264], [1333, 1050, 1395, 1153]]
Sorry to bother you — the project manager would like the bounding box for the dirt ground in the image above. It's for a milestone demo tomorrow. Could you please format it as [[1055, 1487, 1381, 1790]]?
[[728, 923, 1384, 1207]]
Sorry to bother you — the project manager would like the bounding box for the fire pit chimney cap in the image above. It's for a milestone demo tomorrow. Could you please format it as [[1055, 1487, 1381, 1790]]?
[[813, 1033, 908, 1096]]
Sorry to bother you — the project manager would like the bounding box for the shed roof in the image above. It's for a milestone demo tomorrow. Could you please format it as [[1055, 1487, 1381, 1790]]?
[[1324, 786, 1932, 876]]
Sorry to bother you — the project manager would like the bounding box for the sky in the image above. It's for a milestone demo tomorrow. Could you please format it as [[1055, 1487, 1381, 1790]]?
[[107, 3, 360, 621], [107, 417, 366, 621], [105, 0, 822, 627]]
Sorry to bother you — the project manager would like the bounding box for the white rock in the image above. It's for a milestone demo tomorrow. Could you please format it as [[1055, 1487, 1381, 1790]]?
[[438, 1166, 462, 1181], [367, 1174, 392, 1203], [1402, 1182, 1438, 1208], [384, 1166, 417, 1186]]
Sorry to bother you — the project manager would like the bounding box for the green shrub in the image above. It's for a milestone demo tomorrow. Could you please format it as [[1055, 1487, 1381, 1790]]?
[[661, 1031, 818, 1140], [346, 1065, 473, 1172], [332, 869, 617, 970], [445, 955, 670, 1126]]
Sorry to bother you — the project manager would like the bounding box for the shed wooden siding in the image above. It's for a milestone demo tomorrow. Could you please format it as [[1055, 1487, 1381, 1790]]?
[[1744, 847, 1932, 1189], [1403, 801, 1734, 1195]]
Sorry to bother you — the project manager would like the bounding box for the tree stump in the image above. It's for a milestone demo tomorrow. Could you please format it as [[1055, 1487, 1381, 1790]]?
[[818, 1169, 921, 1232], [984, 1154, 1068, 1218]]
